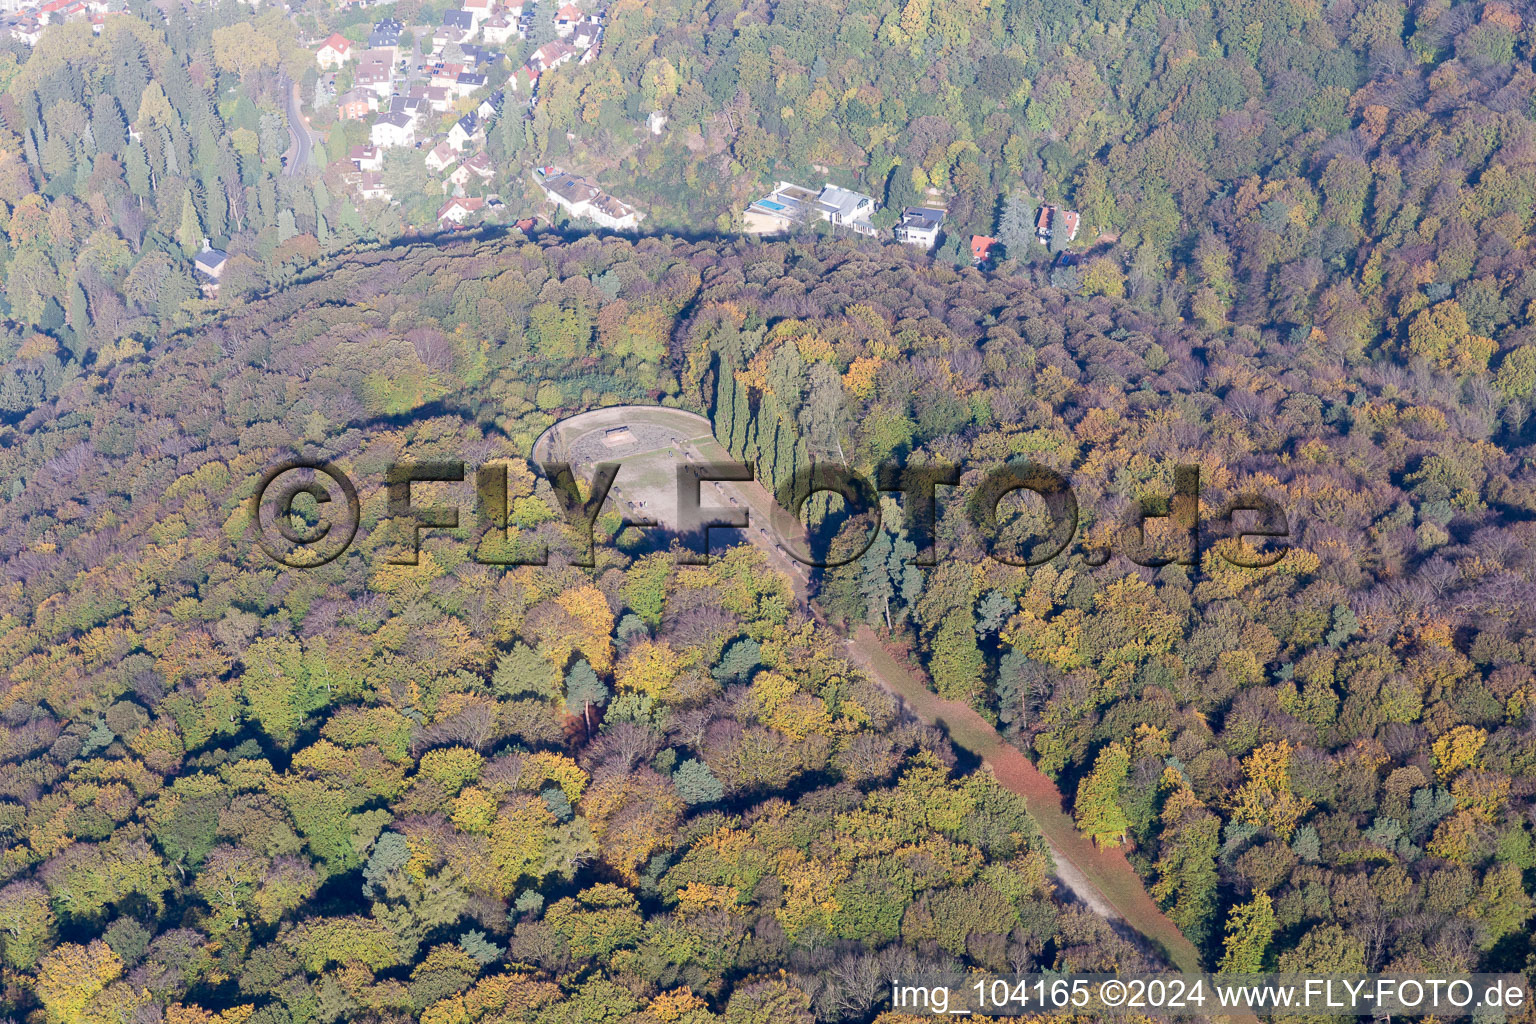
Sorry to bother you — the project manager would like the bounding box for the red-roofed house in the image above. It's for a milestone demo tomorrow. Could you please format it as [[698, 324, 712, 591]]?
[[530, 40, 576, 71], [554, 2, 583, 35], [316, 33, 352, 69], [437, 196, 485, 226], [971, 235, 996, 266], [1035, 205, 1081, 245]]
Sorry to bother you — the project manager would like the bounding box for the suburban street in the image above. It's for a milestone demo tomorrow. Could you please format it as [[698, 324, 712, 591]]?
[[281, 77, 314, 177]]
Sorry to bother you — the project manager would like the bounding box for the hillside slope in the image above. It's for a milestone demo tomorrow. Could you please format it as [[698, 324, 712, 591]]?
[[0, 232, 1532, 1020]]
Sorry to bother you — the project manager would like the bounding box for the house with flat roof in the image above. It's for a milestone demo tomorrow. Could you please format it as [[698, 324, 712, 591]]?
[[743, 181, 879, 236], [895, 207, 945, 249]]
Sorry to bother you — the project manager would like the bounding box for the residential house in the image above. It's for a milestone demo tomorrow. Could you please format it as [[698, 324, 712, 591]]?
[[530, 40, 576, 70], [461, 0, 491, 27], [817, 184, 878, 235], [446, 164, 472, 192], [423, 85, 453, 113], [357, 172, 391, 202], [194, 243, 227, 280], [316, 32, 352, 69], [354, 52, 394, 98], [437, 195, 485, 226], [971, 235, 997, 266], [540, 170, 642, 230], [476, 92, 502, 120], [336, 88, 375, 120], [463, 152, 494, 180], [367, 17, 402, 54], [509, 65, 539, 94], [371, 111, 415, 149], [432, 62, 467, 88], [9, 18, 41, 44], [1035, 205, 1080, 245], [481, 14, 516, 43], [438, 9, 473, 42], [570, 22, 599, 52], [388, 94, 426, 122], [585, 193, 641, 229], [895, 207, 945, 249], [742, 181, 879, 236], [458, 43, 499, 68], [554, 2, 582, 35], [349, 144, 383, 171], [425, 141, 458, 172], [454, 71, 487, 97], [447, 113, 480, 151], [194, 242, 227, 297]]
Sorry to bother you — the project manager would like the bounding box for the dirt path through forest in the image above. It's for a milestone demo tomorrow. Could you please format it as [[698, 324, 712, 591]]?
[[542, 406, 1241, 997], [841, 625, 1208, 975]]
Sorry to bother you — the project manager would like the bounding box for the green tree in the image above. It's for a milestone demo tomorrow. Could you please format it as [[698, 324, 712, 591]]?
[[1074, 742, 1131, 847], [1218, 893, 1276, 973]]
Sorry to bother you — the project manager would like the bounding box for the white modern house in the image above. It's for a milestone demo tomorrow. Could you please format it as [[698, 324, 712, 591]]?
[[895, 207, 945, 249], [743, 181, 879, 236]]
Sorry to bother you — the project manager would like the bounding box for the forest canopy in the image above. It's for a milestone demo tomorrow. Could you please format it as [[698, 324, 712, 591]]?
[[0, 229, 1530, 1021]]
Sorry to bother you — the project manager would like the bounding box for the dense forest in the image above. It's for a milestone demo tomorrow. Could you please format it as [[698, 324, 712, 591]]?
[[0, 228, 1532, 1019]]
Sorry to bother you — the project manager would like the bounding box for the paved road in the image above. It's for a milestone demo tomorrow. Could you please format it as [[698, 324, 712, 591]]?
[[281, 77, 314, 177], [532, 406, 1235, 982]]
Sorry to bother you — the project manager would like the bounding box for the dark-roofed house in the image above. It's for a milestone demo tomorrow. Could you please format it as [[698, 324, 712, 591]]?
[[368, 17, 402, 51], [895, 207, 945, 250], [371, 111, 415, 149], [194, 243, 227, 280], [194, 242, 227, 297], [447, 112, 480, 151]]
